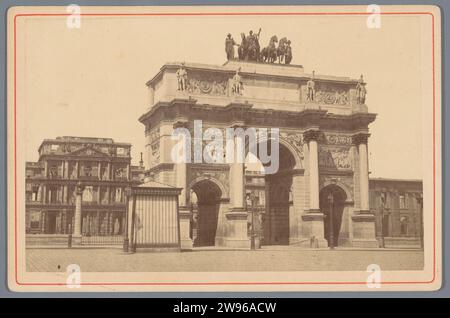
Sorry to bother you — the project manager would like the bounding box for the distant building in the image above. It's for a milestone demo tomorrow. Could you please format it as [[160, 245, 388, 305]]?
[[244, 173, 423, 248], [25, 136, 144, 242], [369, 178, 423, 248]]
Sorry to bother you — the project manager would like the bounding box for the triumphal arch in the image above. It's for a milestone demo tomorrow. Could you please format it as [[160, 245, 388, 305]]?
[[139, 59, 377, 250]]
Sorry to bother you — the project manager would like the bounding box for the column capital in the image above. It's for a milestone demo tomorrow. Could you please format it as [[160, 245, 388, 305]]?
[[352, 133, 370, 145], [303, 129, 321, 144], [229, 121, 246, 130], [173, 119, 189, 129]]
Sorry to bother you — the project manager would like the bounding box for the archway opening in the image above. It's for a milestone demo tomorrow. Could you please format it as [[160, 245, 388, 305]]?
[[319, 185, 347, 248], [191, 179, 222, 247], [246, 142, 297, 246]]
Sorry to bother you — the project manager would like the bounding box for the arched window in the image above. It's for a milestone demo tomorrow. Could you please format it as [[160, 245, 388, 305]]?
[[400, 216, 408, 236]]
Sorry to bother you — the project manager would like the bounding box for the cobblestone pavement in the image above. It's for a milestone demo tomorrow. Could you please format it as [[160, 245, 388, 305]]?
[[26, 247, 424, 272]]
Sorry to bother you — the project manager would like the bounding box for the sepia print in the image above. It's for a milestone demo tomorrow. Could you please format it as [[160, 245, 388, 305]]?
[[6, 5, 442, 292]]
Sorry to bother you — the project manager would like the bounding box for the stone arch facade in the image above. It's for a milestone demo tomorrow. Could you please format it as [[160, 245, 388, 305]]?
[[253, 133, 304, 170], [320, 179, 353, 204], [140, 60, 378, 250], [188, 175, 227, 202]]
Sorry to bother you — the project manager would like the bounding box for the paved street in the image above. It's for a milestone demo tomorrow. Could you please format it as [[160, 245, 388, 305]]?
[[26, 247, 424, 272]]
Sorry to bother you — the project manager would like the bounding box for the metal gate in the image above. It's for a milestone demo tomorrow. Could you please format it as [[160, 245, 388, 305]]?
[[81, 234, 124, 246], [80, 210, 126, 246]]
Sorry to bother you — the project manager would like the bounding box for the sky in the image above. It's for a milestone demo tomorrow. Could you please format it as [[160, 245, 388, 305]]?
[[19, 10, 428, 179]]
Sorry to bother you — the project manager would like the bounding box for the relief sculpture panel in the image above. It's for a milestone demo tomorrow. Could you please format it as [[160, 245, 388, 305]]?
[[148, 128, 160, 167], [319, 146, 352, 170], [280, 131, 304, 164], [186, 72, 228, 96], [302, 82, 350, 105]]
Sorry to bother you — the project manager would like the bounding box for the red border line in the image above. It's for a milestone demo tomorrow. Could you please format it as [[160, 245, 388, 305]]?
[[13, 11, 437, 287]]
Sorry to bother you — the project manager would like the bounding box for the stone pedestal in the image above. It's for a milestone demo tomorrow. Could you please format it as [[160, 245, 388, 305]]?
[[301, 211, 328, 248], [351, 213, 378, 248], [71, 235, 82, 246], [224, 209, 250, 248], [352, 103, 368, 113], [179, 208, 193, 250], [288, 203, 299, 245]]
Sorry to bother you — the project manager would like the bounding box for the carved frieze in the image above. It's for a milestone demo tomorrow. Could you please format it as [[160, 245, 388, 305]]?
[[319, 146, 352, 170], [315, 90, 348, 105], [319, 133, 353, 146], [303, 82, 350, 105], [187, 74, 228, 96]]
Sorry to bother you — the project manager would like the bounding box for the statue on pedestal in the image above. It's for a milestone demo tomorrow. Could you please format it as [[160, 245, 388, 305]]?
[[306, 71, 316, 101], [176, 62, 188, 91], [231, 68, 243, 95], [356, 74, 367, 104]]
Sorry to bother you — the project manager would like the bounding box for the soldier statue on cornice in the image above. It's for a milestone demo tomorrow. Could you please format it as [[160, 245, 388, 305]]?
[[306, 71, 316, 101], [176, 62, 188, 91], [231, 68, 243, 95], [356, 74, 367, 104]]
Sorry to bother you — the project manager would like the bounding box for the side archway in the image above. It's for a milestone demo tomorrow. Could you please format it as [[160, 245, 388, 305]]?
[[319, 184, 347, 248], [321, 179, 353, 203], [189, 178, 223, 247]]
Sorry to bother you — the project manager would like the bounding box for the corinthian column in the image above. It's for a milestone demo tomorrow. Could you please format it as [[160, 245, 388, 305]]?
[[353, 133, 370, 212], [224, 125, 249, 248], [230, 131, 245, 210], [301, 129, 327, 248], [351, 132, 378, 248], [303, 129, 321, 212]]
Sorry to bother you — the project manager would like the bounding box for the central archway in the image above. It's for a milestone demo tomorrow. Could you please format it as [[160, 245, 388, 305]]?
[[264, 144, 296, 245], [246, 142, 297, 246], [319, 185, 347, 248], [191, 179, 222, 247]]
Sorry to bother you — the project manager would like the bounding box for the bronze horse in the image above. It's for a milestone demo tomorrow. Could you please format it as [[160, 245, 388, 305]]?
[[277, 37, 288, 64], [284, 42, 292, 65], [236, 32, 292, 64], [260, 35, 278, 63]]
